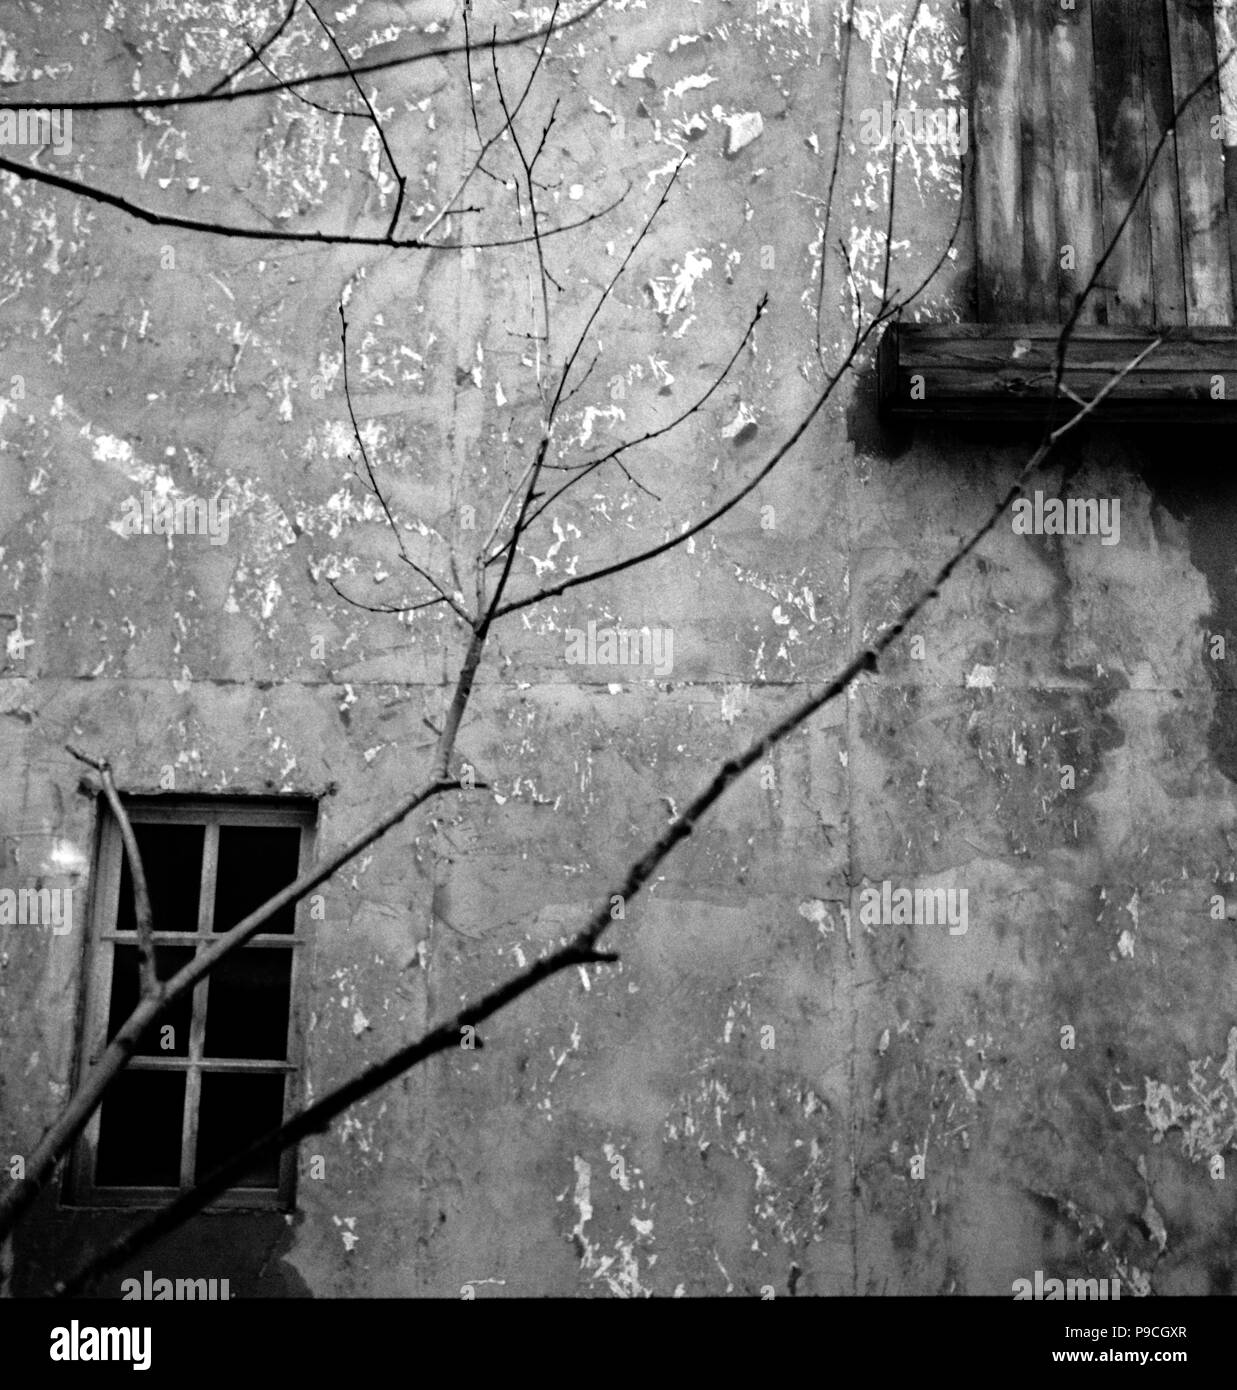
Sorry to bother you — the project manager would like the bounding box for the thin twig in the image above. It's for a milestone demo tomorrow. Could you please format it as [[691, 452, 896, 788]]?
[[488, 295, 768, 565], [492, 40, 556, 359], [422, 3, 563, 243], [338, 307, 471, 623], [0, 154, 629, 252], [64, 746, 157, 999], [472, 159, 686, 643], [324, 575, 452, 616], [881, 0, 925, 311], [815, 0, 855, 365], [0, 1, 609, 114], [240, 42, 361, 120], [490, 301, 898, 619], [205, 0, 301, 98], [306, 0, 407, 238]]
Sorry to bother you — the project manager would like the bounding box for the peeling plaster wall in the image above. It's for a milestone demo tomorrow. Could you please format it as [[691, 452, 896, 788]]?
[[2, 0, 1236, 1298]]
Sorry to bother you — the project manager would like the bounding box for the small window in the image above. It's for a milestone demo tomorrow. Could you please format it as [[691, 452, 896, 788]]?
[[68, 799, 315, 1210]]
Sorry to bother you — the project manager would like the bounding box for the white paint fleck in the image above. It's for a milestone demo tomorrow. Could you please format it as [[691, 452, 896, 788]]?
[[714, 108, 764, 154], [669, 72, 717, 99], [965, 664, 996, 690]]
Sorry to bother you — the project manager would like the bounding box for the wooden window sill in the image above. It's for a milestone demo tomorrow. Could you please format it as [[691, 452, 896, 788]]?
[[877, 322, 1237, 423]]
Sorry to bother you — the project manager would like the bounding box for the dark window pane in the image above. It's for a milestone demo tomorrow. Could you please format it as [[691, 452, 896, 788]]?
[[106, 945, 194, 1056], [204, 949, 292, 1060], [196, 1073, 284, 1188], [213, 826, 301, 934], [96, 1069, 185, 1187], [117, 823, 203, 933]]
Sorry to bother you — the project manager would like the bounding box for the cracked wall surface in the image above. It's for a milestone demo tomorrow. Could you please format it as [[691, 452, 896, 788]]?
[[1, 0, 1235, 1298]]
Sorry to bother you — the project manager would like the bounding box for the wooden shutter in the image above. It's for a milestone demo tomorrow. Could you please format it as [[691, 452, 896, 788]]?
[[970, 0, 1233, 328]]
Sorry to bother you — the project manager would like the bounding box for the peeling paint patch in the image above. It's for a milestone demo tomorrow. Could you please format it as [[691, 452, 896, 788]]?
[[715, 109, 764, 155], [965, 664, 996, 690], [332, 1215, 359, 1253], [797, 898, 837, 937], [668, 72, 717, 100], [646, 250, 712, 320], [1143, 1028, 1237, 1165]]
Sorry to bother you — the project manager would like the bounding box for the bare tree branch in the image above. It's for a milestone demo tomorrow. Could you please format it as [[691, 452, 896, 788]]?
[[482, 0, 948, 625], [487, 295, 768, 566], [238, 43, 362, 120], [0, 0, 609, 114], [881, 0, 926, 311], [324, 574, 452, 616], [306, 0, 407, 239], [815, 0, 855, 365], [205, 0, 301, 98], [421, 4, 562, 241], [338, 306, 472, 624], [470, 158, 686, 646], [0, 154, 629, 251], [64, 745, 157, 1000], [492, 36, 557, 359], [489, 301, 897, 620]]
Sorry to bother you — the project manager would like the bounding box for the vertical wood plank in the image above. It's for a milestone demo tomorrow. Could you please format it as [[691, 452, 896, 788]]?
[[1018, 0, 1059, 318], [1225, 148, 1237, 315], [1144, 0, 1189, 323], [1092, 0, 1155, 322], [1050, 0, 1104, 322], [1166, 0, 1233, 324], [970, 0, 1025, 320], [1215, 0, 1237, 318]]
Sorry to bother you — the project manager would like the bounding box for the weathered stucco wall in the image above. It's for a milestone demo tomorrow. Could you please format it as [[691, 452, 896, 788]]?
[[2, 0, 1235, 1297]]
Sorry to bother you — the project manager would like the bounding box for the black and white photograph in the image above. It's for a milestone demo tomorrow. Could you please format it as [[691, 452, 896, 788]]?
[[0, 0, 1232, 1369]]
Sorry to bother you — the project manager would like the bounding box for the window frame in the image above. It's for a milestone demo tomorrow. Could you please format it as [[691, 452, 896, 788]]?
[[66, 796, 317, 1212], [878, 0, 1237, 421]]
